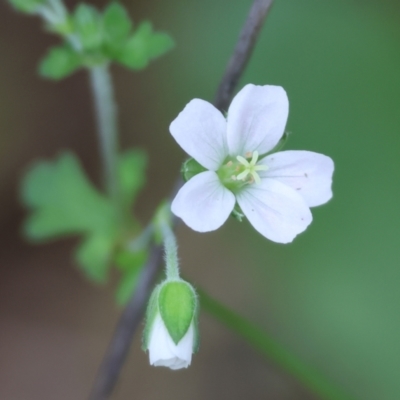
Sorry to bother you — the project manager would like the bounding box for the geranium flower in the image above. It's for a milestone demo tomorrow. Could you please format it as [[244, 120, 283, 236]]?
[[170, 84, 334, 243]]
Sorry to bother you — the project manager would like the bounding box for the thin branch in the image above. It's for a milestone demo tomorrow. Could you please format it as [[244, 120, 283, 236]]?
[[89, 1, 274, 399], [214, 0, 274, 111], [89, 244, 164, 400]]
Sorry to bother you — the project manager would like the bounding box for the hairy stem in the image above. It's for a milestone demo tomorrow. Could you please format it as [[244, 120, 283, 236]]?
[[89, 64, 120, 203], [89, 1, 275, 399], [162, 223, 180, 280]]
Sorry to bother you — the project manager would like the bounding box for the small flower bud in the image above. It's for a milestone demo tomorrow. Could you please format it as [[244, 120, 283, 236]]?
[[143, 279, 199, 370]]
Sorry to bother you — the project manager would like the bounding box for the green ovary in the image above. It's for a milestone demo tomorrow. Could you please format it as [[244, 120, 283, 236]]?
[[217, 151, 268, 193]]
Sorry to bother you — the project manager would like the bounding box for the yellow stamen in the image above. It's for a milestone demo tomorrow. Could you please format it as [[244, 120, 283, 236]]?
[[235, 150, 268, 184]]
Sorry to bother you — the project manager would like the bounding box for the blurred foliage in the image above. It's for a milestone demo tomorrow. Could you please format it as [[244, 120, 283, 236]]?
[[3, 0, 400, 398], [21, 150, 147, 282], [38, 2, 174, 78], [39, 45, 82, 79], [21, 152, 116, 240], [115, 249, 147, 305]]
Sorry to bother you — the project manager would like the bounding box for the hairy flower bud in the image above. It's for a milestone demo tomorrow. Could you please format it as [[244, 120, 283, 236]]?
[[143, 279, 199, 369]]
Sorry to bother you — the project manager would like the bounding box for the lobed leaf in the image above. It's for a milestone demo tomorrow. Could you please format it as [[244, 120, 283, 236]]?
[[39, 45, 82, 80], [21, 152, 116, 240], [73, 3, 103, 51], [117, 21, 174, 70], [103, 3, 132, 44]]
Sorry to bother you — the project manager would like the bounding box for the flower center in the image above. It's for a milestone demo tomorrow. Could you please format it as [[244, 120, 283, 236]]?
[[217, 151, 268, 192]]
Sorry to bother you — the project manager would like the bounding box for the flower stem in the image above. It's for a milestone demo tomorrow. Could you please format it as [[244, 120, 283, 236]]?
[[89, 1, 276, 398], [161, 222, 180, 280], [89, 64, 120, 205]]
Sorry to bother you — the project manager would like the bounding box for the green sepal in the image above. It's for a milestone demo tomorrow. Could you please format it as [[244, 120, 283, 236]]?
[[261, 131, 290, 159], [142, 284, 161, 350], [115, 249, 147, 305], [231, 206, 245, 222], [73, 3, 103, 51], [117, 21, 174, 70], [39, 45, 82, 80], [158, 280, 196, 345], [181, 158, 207, 182]]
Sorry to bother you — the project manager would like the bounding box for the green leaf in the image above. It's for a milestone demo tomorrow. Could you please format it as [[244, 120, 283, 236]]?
[[117, 21, 174, 70], [21, 152, 116, 240], [103, 3, 132, 44], [8, 0, 45, 13], [39, 45, 82, 80], [115, 249, 147, 305], [115, 248, 147, 271], [75, 233, 115, 283], [118, 149, 147, 208], [73, 3, 103, 51], [147, 31, 175, 59], [158, 281, 196, 344]]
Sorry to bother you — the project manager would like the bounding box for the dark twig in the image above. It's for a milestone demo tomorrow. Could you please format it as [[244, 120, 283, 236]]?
[[89, 244, 163, 400], [89, 1, 275, 399], [214, 0, 274, 111]]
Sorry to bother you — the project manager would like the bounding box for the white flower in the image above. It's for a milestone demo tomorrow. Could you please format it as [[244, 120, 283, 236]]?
[[148, 314, 194, 370], [170, 84, 334, 243]]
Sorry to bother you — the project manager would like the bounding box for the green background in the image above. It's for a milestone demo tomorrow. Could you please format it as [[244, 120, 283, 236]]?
[[0, 0, 399, 399]]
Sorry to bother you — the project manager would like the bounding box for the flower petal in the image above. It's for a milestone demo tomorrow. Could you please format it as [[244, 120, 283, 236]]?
[[170, 99, 228, 171], [171, 171, 235, 232], [227, 84, 289, 157], [236, 179, 312, 243], [260, 151, 334, 207], [149, 314, 193, 369]]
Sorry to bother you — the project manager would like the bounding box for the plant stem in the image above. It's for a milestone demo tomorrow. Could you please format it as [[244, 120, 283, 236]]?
[[89, 243, 165, 400], [198, 288, 355, 400], [162, 223, 180, 280], [214, 0, 274, 110], [89, 1, 275, 398], [89, 64, 120, 204]]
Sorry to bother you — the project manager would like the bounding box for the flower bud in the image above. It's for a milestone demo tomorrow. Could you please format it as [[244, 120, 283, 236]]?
[[143, 279, 199, 369]]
